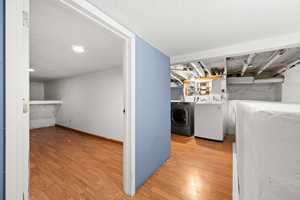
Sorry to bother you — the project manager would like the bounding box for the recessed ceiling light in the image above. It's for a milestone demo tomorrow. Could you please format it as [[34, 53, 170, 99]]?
[[72, 45, 85, 53], [29, 68, 35, 72]]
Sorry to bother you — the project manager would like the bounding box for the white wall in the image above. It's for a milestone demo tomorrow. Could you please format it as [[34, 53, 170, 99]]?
[[30, 81, 44, 100], [282, 64, 300, 104], [227, 83, 282, 101], [225, 83, 282, 135], [44, 67, 124, 141], [171, 87, 183, 100]]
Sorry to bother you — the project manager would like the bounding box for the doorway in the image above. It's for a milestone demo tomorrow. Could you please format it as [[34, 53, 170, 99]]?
[[5, 0, 136, 199]]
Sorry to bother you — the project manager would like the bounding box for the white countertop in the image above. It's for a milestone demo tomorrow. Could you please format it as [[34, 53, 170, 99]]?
[[30, 100, 63, 105], [171, 100, 186, 103], [171, 100, 224, 104]]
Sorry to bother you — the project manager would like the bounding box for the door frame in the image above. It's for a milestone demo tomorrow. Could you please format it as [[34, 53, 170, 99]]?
[[5, 0, 136, 198]]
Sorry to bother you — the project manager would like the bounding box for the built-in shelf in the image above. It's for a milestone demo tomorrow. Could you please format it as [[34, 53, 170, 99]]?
[[30, 100, 63, 105]]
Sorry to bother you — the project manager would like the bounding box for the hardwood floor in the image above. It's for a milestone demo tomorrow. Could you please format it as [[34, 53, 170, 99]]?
[[30, 126, 232, 200]]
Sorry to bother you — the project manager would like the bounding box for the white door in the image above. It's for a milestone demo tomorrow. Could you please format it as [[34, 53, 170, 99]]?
[[20, 3, 30, 199], [6, 0, 30, 199]]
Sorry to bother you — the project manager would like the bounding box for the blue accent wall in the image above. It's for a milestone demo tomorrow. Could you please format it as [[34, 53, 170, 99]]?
[[0, 0, 4, 199], [135, 36, 171, 188]]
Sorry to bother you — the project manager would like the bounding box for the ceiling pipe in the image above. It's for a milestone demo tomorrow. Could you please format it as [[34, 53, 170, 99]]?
[[198, 61, 211, 76], [190, 62, 205, 77], [241, 61, 248, 77], [273, 59, 300, 77], [241, 54, 255, 76], [256, 49, 286, 76], [170, 73, 183, 86]]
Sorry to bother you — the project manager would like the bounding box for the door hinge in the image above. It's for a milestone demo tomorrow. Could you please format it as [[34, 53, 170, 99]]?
[[22, 11, 29, 27], [22, 98, 29, 114]]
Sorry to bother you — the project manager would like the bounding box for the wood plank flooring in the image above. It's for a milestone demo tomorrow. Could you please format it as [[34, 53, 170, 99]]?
[[30, 126, 232, 200]]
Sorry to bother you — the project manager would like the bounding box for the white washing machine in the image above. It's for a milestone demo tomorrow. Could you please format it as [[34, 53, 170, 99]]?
[[194, 103, 224, 141]]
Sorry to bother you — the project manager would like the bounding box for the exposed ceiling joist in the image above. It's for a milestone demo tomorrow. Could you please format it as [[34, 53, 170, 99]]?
[[286, 59, 300, 70], [273, 59, 300, 77], [256, 49, 286, 76], [241, 53, 255, 76], [188, 67, 198, 79], [170, 73, 183, 85], [273, 68, 287, 77], [247, 53, 255, 65], [198, 61, 212, 76], [190, 62, 205, 77], [241, 61, 248, 77], [171, 47, 300, 79], [171, 70, 187, 80]]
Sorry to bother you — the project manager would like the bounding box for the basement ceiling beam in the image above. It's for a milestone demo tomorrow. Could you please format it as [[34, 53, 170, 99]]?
[[170, 73, 183, 85], [247, 53, 255, 65], [256, 49, 286, 76], [273, 59, 300, 77], [273, 67, 287, 77], [190, 62, 205, 77], [241, 53, 255, 76], [241, 61, 248, 77], [199, 61, 212, 76], [171, 70, 187, 80], [188, 67, 198, 79], [284, 59, 300, 70]]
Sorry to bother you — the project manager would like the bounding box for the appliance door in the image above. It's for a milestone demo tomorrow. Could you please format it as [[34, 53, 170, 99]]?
[[172, 108, 189, 127], [194, 104, 224, 141]]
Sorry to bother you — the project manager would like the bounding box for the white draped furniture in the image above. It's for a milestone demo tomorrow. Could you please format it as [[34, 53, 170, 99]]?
[[235, 101, 300, 200]]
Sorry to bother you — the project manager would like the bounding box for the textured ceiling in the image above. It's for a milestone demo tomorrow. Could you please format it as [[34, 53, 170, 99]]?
[[30, 0, 123, 81], [88, 0, 300, 56]]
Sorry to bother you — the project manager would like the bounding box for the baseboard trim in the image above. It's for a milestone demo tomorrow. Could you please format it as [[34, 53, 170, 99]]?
[[30, 126, 56, 131], [55, 124, 123, 145], [233, 143, 239, 200], [195, 136, 224, 142]]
